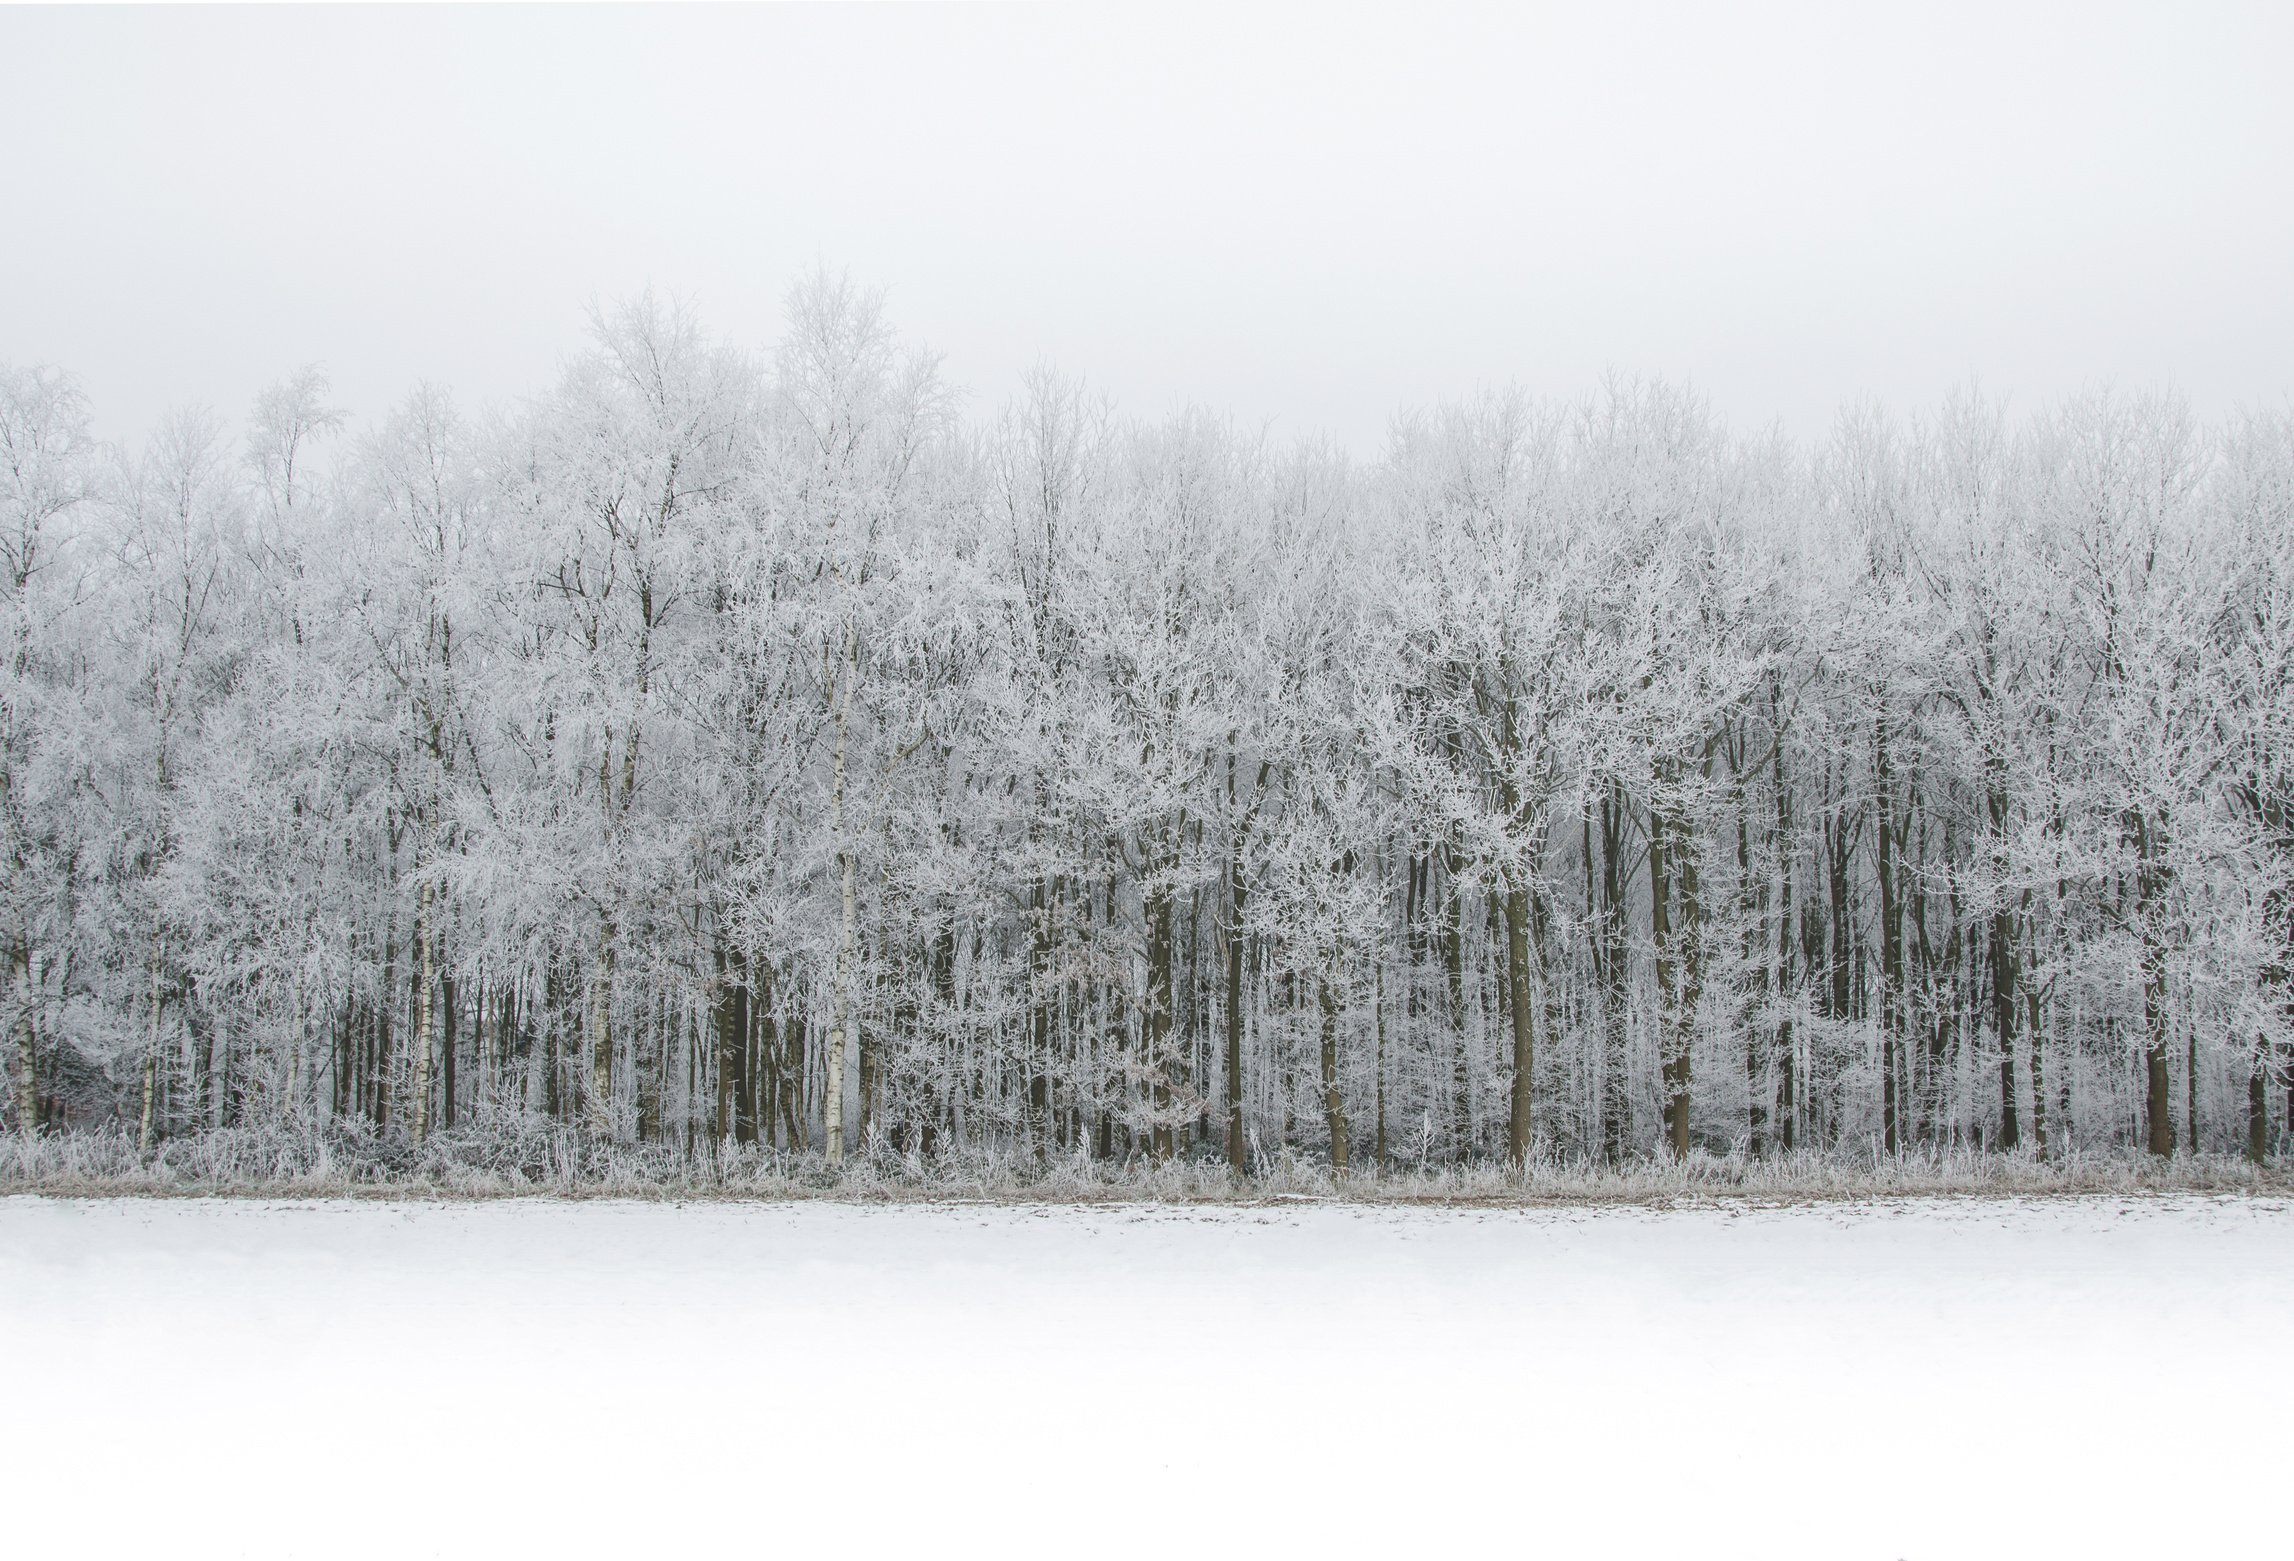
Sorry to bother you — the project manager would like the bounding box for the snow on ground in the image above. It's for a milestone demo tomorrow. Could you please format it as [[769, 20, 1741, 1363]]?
[[4, 1194, 2288, 1559]]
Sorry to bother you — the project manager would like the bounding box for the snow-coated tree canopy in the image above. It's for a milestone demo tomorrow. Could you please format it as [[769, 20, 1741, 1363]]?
[[6, 282, 2292, 1175]]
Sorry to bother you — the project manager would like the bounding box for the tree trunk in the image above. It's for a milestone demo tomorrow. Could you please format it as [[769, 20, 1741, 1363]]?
[[13, 941, 35, 1142], [376, 931, 396, 1132], [712, 943, 740, 1146], [1875, 716, 1902, 1155], [441, 968, 458, 1131], [1317, 972, 1348, 1175], [1651, 803, 1689, 1161], [781, 997, 809, 1152], [857, 926, 881, 1153], [1591, 789, 1632, 1161], [1028, 874, 1053, 1157], [1225, 843, 1248, 1174], [139, 940, 162, 1154], [543, 963, 563, 1124], [1145, 869, 1176, 1163], [1992, 919, 2019, 1151], [1679, 781, 1707, 1158], [2249, 1036, 2270, 1164], [1440, 838, 1467, 1157], [1373, 958, 1388, 1172], [923, 910, 954, 1160], [2186, 1023, 2200, 1155], [826, 633, 855, 1168], [2144, 927, 2173, 1157], [411, 879, 435, 1146], [828, 842, 857, 1166], [1502, 877, 1536, 1168], [1773, 725, 1797, 1154], [190, 1007, 215, 1132], [746, 960, 770, 1148], [1739, 793, 1766, 1158], [2026, 976, 2049, 1159], [477, 988, 494, 1119], [587, 924, 615, 1140]]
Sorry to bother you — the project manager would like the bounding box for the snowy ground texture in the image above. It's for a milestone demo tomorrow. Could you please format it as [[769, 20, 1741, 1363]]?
[[6, 1194, 2289, 1559]]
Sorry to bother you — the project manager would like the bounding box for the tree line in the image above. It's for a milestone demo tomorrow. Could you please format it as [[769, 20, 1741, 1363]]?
[[5, 277, 2291, 1172]]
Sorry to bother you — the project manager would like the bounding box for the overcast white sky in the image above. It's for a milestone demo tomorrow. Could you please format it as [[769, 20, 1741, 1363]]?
[[4, 2, 2289, 452]]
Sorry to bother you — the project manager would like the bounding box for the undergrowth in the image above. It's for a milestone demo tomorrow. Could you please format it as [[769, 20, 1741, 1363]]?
[[2, 1116, 2287, 1206]]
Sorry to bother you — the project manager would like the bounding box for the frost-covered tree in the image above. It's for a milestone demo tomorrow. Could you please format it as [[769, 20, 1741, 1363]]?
[[2, 295, 2287, 1176], [0, 364, 98, 1139]]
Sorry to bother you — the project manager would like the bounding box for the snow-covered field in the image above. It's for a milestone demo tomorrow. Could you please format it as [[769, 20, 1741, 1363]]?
[[6, 1195, 2288, 1559]]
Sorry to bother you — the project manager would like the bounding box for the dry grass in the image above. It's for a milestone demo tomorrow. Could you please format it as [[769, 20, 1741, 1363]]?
[[3, 1118, 2287, 1207]]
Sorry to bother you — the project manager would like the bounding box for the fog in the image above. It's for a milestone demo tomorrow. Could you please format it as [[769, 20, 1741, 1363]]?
[[4, 2, 2289, 446]]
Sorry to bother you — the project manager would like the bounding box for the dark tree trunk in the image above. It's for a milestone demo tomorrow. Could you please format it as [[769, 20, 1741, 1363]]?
[[746, 959, 770, 1148], [336, 992, 355, 1119], [1225, 840, 1249, 1174], [1317, 973, 1348, 1175], [1991, 906, 2020, 1151], [1591, 787, 1632, 1161], [923, 908, 956, 1160], [2249, 1038, 2270, 1164], [1028, 874, 1054, 1156], [1440, 839, 1468, 1158], [1738, 785, 1765, 1158], [1650, 799, 1689, 1162], [2144, 935, 2173, 1158], [1373, 959, 1388, 1172], [779, 996, 808, 1152], [374, 931, 396, 1132], [1875, 715, 1902, 1155], [1502, 878, 1536, 1168], [1772, 713, 1796, 1154], [2186, 1023, 2200, 1155], [1146, 868, 1176, 1163], [713, 943, 746, 1145], [441, 972, 457, 1130], [2135, 809, 2173, 1158], [544, 960, 566, 1125]]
